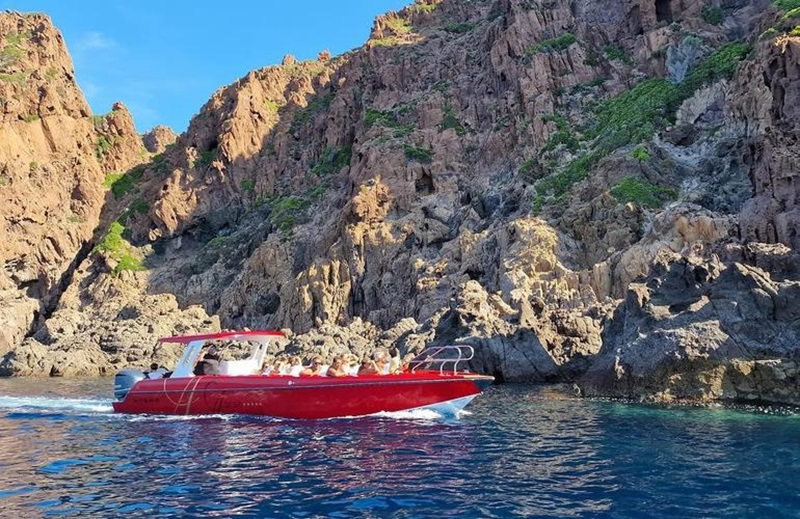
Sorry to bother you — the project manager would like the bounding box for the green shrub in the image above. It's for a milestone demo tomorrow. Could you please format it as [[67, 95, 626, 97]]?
[[404, 145, 434, 163], [535, 42, 749, 213], [96, 136, 112, 159], [291, 93, 333, 132], [526, 33, 577, 58], [535, 151, 599, 199], [410, 2, 439, 14], [394, 124, 415, 138], [631, 146, 651, 161], [114, 255, 146, 275], [0, 72, 27, 84], [439, 104, 466, 135], [94, 221, 146, 276], [432, 80, 450, 92], [702, 5, 725, 24], [761, 27, 780, 40], [604, 45, 633, 65], [130, 198, 149, 214], [372, 37, 404, 47], [791, 25, 800, 36], [782, 7, 800, 19], [312, 146, 352, 176], [265, 99, 281, 114], [241, 179, 255, 193], [365, 108, 396, 128], [591, 78, 680, 152], [682, 42, 750, 92], [774, 0, 800, 11], [384, 17, 413, 35], [103, 166, 144, 199], [307, 184, 327, 200], [610, 176, 678, 208], [6, 31, 31, 46], [443, 22, 474, 33], [193, 150, 215, 169], [268, 195, 312, 236], [519, 157, 544, 182], [0, 43, 24, 69], [152, 153, 171, 175], [541, 114, 579, 153], [95, 221, 125, 255], [208, 236, 228, 248]]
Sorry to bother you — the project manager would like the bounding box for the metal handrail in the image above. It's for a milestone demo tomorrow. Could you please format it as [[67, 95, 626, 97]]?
[[409, 345, 474, 375]]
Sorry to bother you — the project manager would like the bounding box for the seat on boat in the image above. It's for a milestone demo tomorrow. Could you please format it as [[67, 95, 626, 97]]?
[[218, 358, 259, 376]]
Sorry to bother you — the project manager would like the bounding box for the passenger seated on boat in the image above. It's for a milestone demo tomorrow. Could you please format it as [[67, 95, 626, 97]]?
[[260, 357, 275, 375], [326, 356, 348, 377], [193, 345, 221, 376], [345, 354, 360, 376], [274, 358, 290, 375], [288, 356, 304, 377], [358, 358, 378, 376], [146, 362, 168, 379], [300, 357, 325, 376], [373, 350, 393, 375]]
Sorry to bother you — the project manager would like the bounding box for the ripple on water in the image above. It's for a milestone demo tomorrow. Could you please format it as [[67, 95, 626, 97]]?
[[0, 380, 799, 517]]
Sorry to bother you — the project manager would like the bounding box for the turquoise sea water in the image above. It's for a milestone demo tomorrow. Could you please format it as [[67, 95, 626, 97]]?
[[0, 379, 798, 517]]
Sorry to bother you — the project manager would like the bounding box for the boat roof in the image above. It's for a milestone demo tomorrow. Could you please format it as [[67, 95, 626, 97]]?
[[158, 330, 285, 343]]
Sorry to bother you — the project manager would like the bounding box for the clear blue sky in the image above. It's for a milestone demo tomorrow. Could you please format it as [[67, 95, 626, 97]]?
[[11, 1, 411, 133]]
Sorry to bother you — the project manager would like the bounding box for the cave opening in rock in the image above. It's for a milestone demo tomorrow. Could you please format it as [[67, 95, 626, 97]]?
[[415, 172, 434, 194], [655, 0, 673, 22]]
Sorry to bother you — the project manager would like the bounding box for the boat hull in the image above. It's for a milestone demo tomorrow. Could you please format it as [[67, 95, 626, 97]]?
[[112, 372, 493, 419]]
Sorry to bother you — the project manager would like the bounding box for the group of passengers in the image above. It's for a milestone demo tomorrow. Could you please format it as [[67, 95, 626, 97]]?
[[148, 345, 403, 379], [259, 349, 400, 377]]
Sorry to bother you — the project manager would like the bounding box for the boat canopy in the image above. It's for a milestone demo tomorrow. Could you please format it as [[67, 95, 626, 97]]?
[[167, 330, 285, 378], [159, 330, 285, 343]]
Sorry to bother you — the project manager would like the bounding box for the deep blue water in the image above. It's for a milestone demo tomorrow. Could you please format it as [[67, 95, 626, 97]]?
[[0, 379, 798, 518]]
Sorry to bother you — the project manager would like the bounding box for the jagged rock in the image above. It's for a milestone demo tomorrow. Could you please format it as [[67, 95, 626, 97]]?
[[733, 37, 800, 249], [0, 13, 147, 361], [142, 125, 177, 153], [579, 252, 800, 404], [0, 264, 218, 376]]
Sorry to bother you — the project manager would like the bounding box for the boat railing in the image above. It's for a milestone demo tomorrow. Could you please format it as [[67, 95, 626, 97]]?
[[409, 345, 474, 375]]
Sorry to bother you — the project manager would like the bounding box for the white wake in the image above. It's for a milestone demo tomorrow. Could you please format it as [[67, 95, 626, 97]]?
[[0, 395, 113, 414]]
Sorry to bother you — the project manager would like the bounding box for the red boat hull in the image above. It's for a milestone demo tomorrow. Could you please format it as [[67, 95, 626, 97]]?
[[112, 371, 493, 419]]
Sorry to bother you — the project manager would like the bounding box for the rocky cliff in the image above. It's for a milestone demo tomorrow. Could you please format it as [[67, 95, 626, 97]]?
[[0, 11, 215, 373], [2, 1, 800, 405]]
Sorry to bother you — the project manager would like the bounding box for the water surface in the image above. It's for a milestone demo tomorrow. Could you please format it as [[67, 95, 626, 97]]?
[[0, 379, 798, 517]]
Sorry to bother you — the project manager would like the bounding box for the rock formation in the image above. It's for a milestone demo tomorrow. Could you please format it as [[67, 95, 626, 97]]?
[[0, 12, 214, 372], [2, 1, 800, 406]]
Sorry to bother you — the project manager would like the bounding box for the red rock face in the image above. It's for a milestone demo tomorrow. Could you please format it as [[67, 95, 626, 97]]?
[[0, 13, 147, 354]]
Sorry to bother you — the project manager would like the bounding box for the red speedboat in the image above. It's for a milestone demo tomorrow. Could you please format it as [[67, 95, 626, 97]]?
[[112, 330, 493, 419]]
